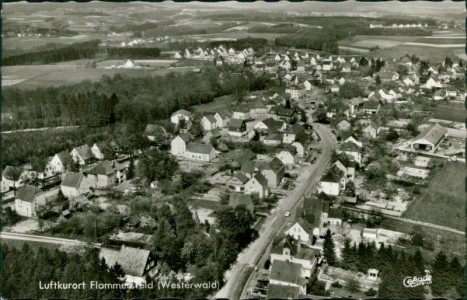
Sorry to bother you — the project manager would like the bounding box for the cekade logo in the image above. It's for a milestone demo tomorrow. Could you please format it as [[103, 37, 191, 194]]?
[[403, 270, 432, 288]]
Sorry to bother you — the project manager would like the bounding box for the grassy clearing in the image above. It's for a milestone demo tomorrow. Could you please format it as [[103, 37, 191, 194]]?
[[403, 162, 465, 231], [192, 95, 235, 113], [428, 103, 466, 123], [414, 37, 466, 44], [192, 199, 222, 210], [366, 45, 463, 63]]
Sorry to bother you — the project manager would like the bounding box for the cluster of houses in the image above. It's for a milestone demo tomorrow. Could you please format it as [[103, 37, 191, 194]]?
[[174, 45, 255, 65], [3, 141, 128, 218]]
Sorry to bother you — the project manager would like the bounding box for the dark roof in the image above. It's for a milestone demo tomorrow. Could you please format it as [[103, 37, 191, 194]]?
[[61, 172, 85, 188], [2, 166, 21, 180], [229, 193, 254, 212], [320, 168, 344, 183], [240, 160, 256, 174], [285, 123, 305, 135], [178, 133, 192, 142], [57, 151, 72, 164], [272, 106, 296, 117], [276, 146, 297, 155], [269, 260, 302, 285], [234, 172, 250, 184], [187, 142, 214, 155], [205, 128, 221, 139], [203, 115, 217, 124], [255, 157, 285, 174], [73, 144, 93, 161], [252, 173, 268, 187], [328, 208, 343, 219], [264, 132, 283, 141], [261, 117, 285, 130], [228, 118, 246, 130], [296, 218, 314, 235], [100, 246, 151, 277], [234, 149, 256, 164], [267, 284, 300, 299], [16, 185, 43, 202], [88, 160, 125, 176], [362, 100, 380, 110]]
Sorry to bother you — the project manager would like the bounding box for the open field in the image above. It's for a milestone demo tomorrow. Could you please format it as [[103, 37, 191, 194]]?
[[192, 95, 234, 113], [187, 32, 287, 41], [414, 36, 465, 44], [428, 103, 466, 122], [366, 45, 465, 63], [403, 162, 465, 232], [2, 65, 195, 89]]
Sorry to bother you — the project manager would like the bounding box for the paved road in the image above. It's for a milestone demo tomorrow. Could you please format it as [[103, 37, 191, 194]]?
[[214, 124, 336, 299], [0, 231, 101, 248], [2, 125, 79, 134]]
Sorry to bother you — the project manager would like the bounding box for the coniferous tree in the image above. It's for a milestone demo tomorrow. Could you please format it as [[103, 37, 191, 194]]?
[[323, 229, 337, 266]]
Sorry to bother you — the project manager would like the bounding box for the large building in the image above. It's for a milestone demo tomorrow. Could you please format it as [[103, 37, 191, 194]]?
[[410, 124, 447, 153]]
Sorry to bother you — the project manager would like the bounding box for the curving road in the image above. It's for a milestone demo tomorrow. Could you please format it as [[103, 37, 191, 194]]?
[[214, 123, 336, 299], [0, 231, 101, 248]]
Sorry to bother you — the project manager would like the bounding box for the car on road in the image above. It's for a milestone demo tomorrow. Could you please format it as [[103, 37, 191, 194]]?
[[284, 211, 290, 217]]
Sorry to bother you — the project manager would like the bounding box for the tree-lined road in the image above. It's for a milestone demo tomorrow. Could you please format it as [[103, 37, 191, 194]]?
[[0, 231, 101, 248], [214, 124, 336, 299]]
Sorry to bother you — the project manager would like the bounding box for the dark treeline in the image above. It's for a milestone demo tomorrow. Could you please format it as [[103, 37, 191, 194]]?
[[208, 38, 269, 51], [248, 23, 301, 34], [275, 34, 339, 54], [2, 40, 101, 66], [106, 47, 161, 58], [340, 240, 464, 298]]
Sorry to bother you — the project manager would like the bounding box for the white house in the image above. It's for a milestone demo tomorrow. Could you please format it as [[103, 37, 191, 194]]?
[[244, 173, 269, 199], [318, 167, 346, 196], [269, 260, 307, 296], [285, 219, 314, 245], [410, 124, 447, 153], [201, 115, 218, 131], [70, 145, 93, 166], [276, 148, 298, 168], [170, 134, 191, 157], [213, 112, 230, 128], [45, 152, 72, 175], [338, 142, 362, 165], [292, 141, 306, 158], [91, 143, 107, 160], [170, 109, 192, 125], [185, 143, 217, 162], [60, 172, 91, 198], [14, 185, 47, 218]]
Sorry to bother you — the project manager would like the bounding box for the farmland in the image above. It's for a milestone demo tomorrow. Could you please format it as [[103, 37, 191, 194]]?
[[429, 103, 466, 123], [403, 162, 465, 232], [1, 64, 196, 89]]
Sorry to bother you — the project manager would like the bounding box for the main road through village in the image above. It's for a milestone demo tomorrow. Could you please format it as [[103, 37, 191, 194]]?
[[214, 123, 336, 299]]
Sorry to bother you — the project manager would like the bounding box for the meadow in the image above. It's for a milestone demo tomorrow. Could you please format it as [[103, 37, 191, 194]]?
[[403, 162, 465, 232]]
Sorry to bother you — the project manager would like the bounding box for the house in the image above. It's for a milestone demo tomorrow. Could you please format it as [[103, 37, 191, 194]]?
[[170, 134, 191, 157], [285, 85, 305, 100], [267, 284, 300, 299], [283, 124, 305, 144], [202, 129, 221, 144], [322, 62, 333, 71], [99, 245, 155, 285], [201, 115, 218, 131], [270, 236, 320, 279], [336, 120, 351, 132], [296, 60, 306, 72], [60, 172, 91, 198], [324, 208, 343, 226], [2, 166, 23, 190], [333, 157, 356, 181], [45, 152, 72, 175], [414, 156, 431, 168], [338, 142, 362, 164], [91, 142, 109, 160], [70, 145, 93, 165], [170, 109, 192, 125], [341, 63, 351, 73], [318, 167, 346, 196], [269, 260, 307, 295], [421, 77, 443, 89], [271, 106, 297, 122], [292, 141, 306, 158], [86, 160, 126, 188], [262, 132, 283, 146], [285, 218, 314, 245], [244, 173, 269, 199], [186, 143, 216, 162], [227, 172, 250, 192], [232, 106, 250, 120], [14, 185, 47, 218], [361, 101, 380, 115], [213, 111, 230, 128], [240, 160, 256, 178], [256, 157, 285, 188], [445, 89, 457, 99], [410, 124, 447, 153], [254, 117, 287, 133], [363, 123, 378, 139], [229, 193, 254, 214], [144, 124, 168, 142], [330, 84, 340, 93], [343, 135, 363, 148], [276, 147, 298, 168], [228, 119, 247, 137]]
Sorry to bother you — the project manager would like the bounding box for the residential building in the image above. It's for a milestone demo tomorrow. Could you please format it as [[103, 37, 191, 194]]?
[[45, 152, 72, 175], [70, 144, 93, 165], [254, 118, 287, 133], [285, 218, 314, 245], [186, 143, 216, 162], [336, 120, 351, 132], [361, 101, 380, 115], [262, 132, 283, 146], [283, 124, 305, 144], [60, 172, 91, 198], [170, 109, 192, 125], [213, 111, 230, 128], [229, 193, 254, 214], [318, 167, 346, 196], [256, 157, 285, 188], [269, 260, 307, 295], [244, 173, 269, 199], [363, 123, 378, 139], [170, 134, 191, 157], [2, 166, 23, 190], [338, 142, 362, 164], [86, 160, 126, 188], [276, 148, 298, 168], [91, 142, 108, 160], [291, 141, 306, 158], [14, 185, 47, 218], [228, 119, 247, 137], [99, 245, 156, 285], [201, 115, 218, 131]]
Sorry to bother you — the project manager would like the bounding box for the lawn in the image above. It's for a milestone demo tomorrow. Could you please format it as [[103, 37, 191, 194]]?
[[366, 44, 464, 63], [428, 103, 466, 123], [192, 199, 222, 210], [192, 95, 235, 113], [403, 162, 465, 232]]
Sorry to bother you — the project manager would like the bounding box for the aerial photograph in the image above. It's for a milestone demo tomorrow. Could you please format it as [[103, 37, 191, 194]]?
[[0, 1, 465, 299]]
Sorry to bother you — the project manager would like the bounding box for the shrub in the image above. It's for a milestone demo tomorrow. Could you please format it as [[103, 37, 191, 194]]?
[[365, 288, 378, 296], [332, 281, 343, 288]]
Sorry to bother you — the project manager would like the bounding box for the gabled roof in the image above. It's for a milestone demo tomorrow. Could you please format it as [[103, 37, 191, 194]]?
[[269, 260, 303, 285], [362, 100, 380, 110], [272, 106, 296, 117], [178, 133, 192, 143], [16, 185, 43, 202], [72, 144, 93, 161], [261, 117, 285, 130], [61, 172, 85, 188], [295, 218, 314, 235], [264, 132, 283, 141], [171, 109, 192, 118], [234, 149, 256, 164], [2, 166, 21, 180], [267, 284, 300, 299], [320, 167, 344, 183], [228, 118, 246, 130], [413, 124, 447, 145], [285, 123, 305, 135], [337, 120, 351, 128], [234, 172, 250, 184], [100, 246, 151, 277], [186, 143, 214, 155], [251, 172, 268, 187], [276, 146, 297, 155], [88, 160, 125, 176], [340, 141, 361, 153], [56, 151, 72, 164], [328, 208, 344, 219]]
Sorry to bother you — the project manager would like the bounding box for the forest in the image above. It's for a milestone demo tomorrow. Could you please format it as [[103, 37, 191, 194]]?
[[106, 47, 161, 59], [2, 40, 101, 66], [275, 34, 339, 54]]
